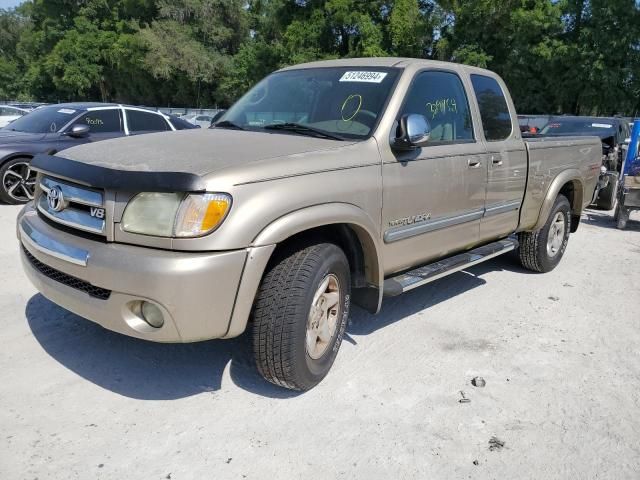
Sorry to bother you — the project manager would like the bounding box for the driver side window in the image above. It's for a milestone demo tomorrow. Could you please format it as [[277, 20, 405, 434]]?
[[400, 71, 474, 144]]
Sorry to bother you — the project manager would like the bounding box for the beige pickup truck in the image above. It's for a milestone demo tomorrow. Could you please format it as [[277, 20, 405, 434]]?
[[18, 58, 601, 391]]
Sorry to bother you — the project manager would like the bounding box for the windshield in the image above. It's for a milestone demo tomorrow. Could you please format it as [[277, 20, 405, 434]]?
[[540, 119, 615, 136], [3, 106, 82, 133], [221, 67, 400, 140]]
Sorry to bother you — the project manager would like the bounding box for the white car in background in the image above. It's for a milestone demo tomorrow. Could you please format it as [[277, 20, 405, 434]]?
[[0, 106, 28, 128], [181, 113, 212, 128]]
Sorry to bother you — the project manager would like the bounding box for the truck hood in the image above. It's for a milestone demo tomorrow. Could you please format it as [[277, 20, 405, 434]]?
[[58, 128, 355, 176]]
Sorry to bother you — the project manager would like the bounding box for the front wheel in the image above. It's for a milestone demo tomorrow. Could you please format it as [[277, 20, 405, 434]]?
[[518, 195, 571, 273], [252, 241, 351, 391], [0, 157, 37, 204]]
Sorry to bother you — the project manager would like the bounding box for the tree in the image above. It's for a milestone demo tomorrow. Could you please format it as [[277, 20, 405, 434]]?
[[0, 0, 638, 113], [0, 8, 31, 98], [138, 0, 248, 106]]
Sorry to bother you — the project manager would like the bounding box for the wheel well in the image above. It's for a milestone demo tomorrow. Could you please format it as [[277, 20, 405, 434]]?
[[1, 153, 33, 167], [559, 180, 582, 233], [269, 223, 381, 313], [271, 224, 370, 287]]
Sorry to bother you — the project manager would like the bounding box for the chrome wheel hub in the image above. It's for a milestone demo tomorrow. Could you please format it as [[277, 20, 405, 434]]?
[[3, 162, 36, 202], [306, 274, 341, 360], [547, 212, 566, 257]]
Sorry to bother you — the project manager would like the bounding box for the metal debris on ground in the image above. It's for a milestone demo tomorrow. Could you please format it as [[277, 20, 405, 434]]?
[[548, 295, 560, 301], [458, 390, 471, 403], [488, 436, 505, 451], [471, 376, 486, 388]]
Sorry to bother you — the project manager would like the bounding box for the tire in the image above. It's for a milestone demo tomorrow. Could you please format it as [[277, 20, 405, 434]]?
[[616, 204, 629, 230], [518, 195, 571, 273], [0, 157, 36, 204], [252, 241, 351, 391], [596, 174, 618, 210]]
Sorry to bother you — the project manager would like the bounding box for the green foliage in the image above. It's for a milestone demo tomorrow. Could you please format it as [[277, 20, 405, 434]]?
[[0, 0, 638, 115]]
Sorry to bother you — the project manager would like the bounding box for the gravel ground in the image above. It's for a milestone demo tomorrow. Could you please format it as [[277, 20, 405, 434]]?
[[1, 204, 639, 479]]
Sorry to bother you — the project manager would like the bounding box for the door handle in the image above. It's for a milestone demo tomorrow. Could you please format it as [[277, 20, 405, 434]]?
[[491, 155, 503, 166], [468, 158, 482, 169]]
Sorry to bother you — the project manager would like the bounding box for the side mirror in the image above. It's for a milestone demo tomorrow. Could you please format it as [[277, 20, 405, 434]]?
[[393, 114, 431, 150], [66, 124, 90, 138]]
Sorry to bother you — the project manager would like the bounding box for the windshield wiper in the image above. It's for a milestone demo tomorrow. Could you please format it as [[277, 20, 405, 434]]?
[[213, 120, 244, 130], [262, 123, 346, 141]]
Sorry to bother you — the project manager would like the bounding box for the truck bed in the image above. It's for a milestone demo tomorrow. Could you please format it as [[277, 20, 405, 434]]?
[[520, 136, 602, 231]]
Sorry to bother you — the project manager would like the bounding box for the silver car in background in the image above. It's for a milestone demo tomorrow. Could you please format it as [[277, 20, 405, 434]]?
[[0, 105, 29, 128], [181, 114, 212, 128]]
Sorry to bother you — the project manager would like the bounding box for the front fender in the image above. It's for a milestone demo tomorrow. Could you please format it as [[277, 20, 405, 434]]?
[[252, 202, 384, 284], [532, 169, 584, 231], [0, 150, 34, 165], [224, 203, 385, 338]]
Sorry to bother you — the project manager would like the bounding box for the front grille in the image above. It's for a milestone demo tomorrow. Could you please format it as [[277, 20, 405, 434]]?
[[37, 176, 106, 236], [23, 246, 112, 300]]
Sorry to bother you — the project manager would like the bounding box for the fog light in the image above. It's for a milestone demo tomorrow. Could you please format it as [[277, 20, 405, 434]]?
[[141, 301, 164, 328]]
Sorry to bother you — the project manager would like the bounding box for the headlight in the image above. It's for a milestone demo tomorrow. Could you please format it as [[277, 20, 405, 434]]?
[[122, 192, 231, 238]]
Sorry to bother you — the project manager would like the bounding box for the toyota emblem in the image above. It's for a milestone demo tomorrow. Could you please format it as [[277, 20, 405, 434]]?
[[47, 186, 65, 212]]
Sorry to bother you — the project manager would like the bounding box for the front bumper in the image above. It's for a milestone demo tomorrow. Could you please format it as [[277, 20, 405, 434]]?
[[18, 204, 255, 342]]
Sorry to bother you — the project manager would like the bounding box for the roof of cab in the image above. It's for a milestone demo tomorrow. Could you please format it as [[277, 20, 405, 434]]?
[[278, 57, 497, 77]]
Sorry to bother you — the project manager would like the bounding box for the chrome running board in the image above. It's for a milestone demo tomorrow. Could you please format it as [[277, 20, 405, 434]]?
[[383, 238, 518, 297]]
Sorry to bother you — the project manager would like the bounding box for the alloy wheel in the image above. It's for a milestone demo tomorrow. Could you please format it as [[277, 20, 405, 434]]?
[[306, 274, 341, 360], [3, 162, 36, 202], [546, 212, 566, 257]]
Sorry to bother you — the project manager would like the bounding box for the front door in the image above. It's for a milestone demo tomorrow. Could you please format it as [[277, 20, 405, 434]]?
[[380, 69, 488, 275], [58, 108, 124, 149]]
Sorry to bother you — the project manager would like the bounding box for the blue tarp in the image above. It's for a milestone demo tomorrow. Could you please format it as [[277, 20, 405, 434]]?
[[624, 120, 640, 176]]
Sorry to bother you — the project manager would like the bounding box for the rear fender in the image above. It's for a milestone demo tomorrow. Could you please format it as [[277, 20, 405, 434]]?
[[532, 169, 584, 231]]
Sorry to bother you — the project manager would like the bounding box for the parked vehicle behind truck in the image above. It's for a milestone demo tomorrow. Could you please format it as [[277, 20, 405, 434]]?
[[615, 120, 640, 229], [17, 59, 601, 390], [0, 103, 197, 204]]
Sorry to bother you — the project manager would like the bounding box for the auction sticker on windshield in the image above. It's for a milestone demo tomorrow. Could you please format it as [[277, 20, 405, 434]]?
[[340, 71, 388, 83], [592, 123, 613, 129], [57, 109, 76, 114]]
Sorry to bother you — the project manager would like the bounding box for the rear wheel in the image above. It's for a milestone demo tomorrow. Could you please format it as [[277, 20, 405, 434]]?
[[596, 174, 618, 210], [0, 157, 36, 204], [252, 241, 351, 391], [616, 203, 629, 230], [518, 195, 571, 273]]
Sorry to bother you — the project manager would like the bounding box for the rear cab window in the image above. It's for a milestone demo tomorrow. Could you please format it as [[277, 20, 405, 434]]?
[[470, 74, 513, 142], [399, 70, 475, 145]]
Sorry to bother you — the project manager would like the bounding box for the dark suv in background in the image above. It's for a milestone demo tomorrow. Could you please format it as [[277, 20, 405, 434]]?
[[0, 103, 196, 204]]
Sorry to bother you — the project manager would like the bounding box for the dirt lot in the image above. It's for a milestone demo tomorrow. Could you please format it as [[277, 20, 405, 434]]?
[[1, 204, 639, 479]]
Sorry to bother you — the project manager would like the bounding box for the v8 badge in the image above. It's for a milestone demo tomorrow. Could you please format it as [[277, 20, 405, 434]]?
[[90, 207, 105, 219]]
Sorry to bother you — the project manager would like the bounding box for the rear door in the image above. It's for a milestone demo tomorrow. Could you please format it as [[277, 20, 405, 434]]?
[[124, 109, 173, 135], [470, 74, 527, 242], [380, 69, 488, 274]]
